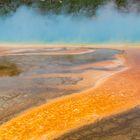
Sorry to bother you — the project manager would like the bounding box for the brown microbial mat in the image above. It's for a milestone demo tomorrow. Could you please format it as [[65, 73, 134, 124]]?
[[0, 46, 139, 140]]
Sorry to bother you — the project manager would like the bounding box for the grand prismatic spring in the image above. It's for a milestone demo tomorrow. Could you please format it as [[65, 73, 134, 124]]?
[[0, 45, 139, 140], [0, 1, 140, 140]]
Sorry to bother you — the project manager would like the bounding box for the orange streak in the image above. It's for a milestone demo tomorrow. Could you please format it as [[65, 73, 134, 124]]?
[[0, 49, 140, 140]]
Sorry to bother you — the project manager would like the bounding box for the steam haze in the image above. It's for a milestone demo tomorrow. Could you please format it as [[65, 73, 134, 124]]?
[[0, 3, 140, 44]]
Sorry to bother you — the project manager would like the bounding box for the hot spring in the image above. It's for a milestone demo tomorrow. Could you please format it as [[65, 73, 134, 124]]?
[[0, 3, 140, 44]]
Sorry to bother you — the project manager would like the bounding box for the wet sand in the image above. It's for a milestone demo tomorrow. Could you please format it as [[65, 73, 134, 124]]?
[[0, 45, 139, 140]]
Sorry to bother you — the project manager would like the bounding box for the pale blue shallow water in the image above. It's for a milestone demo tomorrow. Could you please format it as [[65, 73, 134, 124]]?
[[0, 4, 140, 44]]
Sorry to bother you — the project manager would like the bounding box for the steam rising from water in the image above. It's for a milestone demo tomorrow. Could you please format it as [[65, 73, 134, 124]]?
[[0, 4, 140, 44]]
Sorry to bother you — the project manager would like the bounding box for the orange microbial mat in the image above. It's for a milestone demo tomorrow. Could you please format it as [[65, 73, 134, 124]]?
[[0, 48, 140, 140]]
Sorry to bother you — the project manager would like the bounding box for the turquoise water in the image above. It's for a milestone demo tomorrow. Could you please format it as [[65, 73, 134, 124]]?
[[0, 4, 140, 44]]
